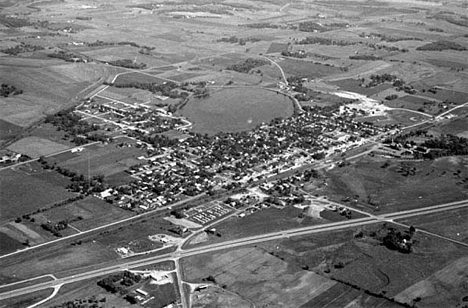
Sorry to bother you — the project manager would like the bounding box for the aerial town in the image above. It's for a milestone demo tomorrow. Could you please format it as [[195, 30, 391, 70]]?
[[0, 0, 467, 307]]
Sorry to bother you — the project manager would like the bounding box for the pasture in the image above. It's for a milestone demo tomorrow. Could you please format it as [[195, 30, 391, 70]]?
[[323, 156, 468, 213], [178, 87, 293, 135]]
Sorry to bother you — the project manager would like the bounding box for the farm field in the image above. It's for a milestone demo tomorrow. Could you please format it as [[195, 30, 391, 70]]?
[[178, 87, 293, 135], [0, 168, 75, 223]]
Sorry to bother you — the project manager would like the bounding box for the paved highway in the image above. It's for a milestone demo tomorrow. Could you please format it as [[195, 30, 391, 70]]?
[[1, 199, 467, 301]]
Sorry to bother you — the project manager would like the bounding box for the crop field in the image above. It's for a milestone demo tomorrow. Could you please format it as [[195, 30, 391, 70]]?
[[169, 72, 206, 82], [178, 87, 293, 135], [394, 256, 468, 307], [279, 59, 342, 79], [7, 136, 70, 158], [182, 247, 338, 307], [0, 169, 75, 223], [53, 143, 146, 177], [265, 42, 289, 54], [0, 119, 22, 144], [300, 283, 401, 308], [322, 156, 468, 213], [0, 60, 105, 127]]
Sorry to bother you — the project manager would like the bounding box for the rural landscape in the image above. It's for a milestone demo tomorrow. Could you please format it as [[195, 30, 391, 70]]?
[[0, 0, 467, 307]]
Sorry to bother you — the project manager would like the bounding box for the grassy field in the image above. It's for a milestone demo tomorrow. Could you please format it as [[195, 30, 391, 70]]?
[[0, 232, 24, 255], [396, 207, 468, 244], [0, 289, 53, 308], [7, 136, 71, 158], [321, 156, 468, 213], [0, 169, 75, 223], [178, 87, 293, 135], [113, 72, 168, 86], [53, 142, 146, 177]]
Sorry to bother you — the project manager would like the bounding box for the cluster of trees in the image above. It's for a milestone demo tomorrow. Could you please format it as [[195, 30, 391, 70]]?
[[360, 32, 422, 42], [297, 21, 329, 32], [1, 43, 44, 55], [297, 36, 355, 46], [381, 225, 415, 253], [244, 22, 281, 29], [217, 36, 261, 45], [0, 15, 32, 27], [109, 81, 187, 99], [87, 40, 153, 50], [49, 296, 106, 308], [41, 217, 82, 237], [14, 195, 84, 225], [48, 51, 89, 62], [349, 54, 382, 61], [107, 59, 147, 69], [416, 134, 468, 159], [385, 94, 398, 100], [429, 12, 468, 28], [97, 271, 142, 294], [281, 50, 307, 58], [226, 58, 269, 73], [38, 156, 106, 194], [0, 84, 22, 97], [416, 40, 466, 51], [45, 108, 97, 139]]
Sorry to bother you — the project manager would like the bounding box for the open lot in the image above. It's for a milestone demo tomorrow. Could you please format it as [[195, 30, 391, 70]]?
[[178, 87, 293, 135]]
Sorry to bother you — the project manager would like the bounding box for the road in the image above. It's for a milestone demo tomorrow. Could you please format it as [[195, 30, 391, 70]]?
[[1, 199, 467, 302]]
